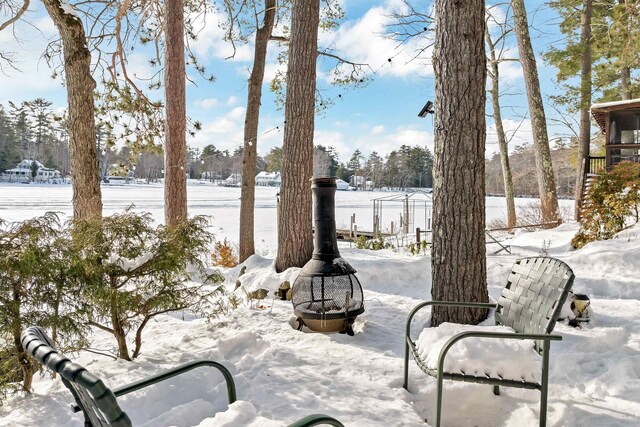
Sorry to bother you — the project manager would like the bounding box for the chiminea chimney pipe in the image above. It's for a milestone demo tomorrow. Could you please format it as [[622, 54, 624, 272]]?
[[298, 177, 356, 277]]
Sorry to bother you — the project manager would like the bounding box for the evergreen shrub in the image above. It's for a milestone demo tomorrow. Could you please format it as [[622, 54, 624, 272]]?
[[72, 210, 224, 360], [572, 162, 640, 249]]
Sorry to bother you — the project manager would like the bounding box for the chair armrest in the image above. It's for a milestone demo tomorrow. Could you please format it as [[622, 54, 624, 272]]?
[[437, 331, 562, 374], [286, 414, 345, 427], [112, 359, 237, 404], [405, 301, 497, 343]]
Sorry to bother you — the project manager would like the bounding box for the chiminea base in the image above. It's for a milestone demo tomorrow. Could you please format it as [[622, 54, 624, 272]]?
[[295, 317, 356, 336]]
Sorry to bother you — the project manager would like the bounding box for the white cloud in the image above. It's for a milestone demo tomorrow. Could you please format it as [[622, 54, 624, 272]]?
[[189, 106, 289, 155], [371, 125, 385, 135], [314, 129, 350, 158], [486, 118, 533, 156], [312, 124, 432, 161], [318, 3, 433, 79], [0, 15, 63, 104], [227, 106, 246, 119], [360, 127, 432, 156], [195, 98, 220, 109], [226, 95, 240, 106], [188, 12, 253, 62], [498, 60, 523, 84]]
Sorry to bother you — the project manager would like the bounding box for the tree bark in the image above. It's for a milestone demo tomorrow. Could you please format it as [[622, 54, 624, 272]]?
[[575, 0, 592, 220], [620, 67, 631, 100], [512, 0, 560, 225], [431, 0, 488, 326], [164, 0, 188, 226], [275, 0, 319, 272], [239, 0, 276, 263], [42, 0, 102, 220], [486, 31, 516, 229], [110, 289, 130, 360]]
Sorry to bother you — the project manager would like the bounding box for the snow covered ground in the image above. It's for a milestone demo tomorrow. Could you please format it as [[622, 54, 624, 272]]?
[[0, 181, 574, 252], [1, 183, 639, 426]]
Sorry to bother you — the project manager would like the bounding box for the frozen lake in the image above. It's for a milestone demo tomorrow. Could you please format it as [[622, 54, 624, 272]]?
[[0, 182, 574, 252]]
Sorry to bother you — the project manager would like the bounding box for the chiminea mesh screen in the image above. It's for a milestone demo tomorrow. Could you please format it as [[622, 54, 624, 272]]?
[[291, 176, 365, 335], [292, 274, 364, 319]]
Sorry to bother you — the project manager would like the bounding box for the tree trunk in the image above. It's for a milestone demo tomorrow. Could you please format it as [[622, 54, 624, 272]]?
[[239, 0, 276, 263], [620, 67, 631, 100], [110, 291, 130, 360], [575, 0, 592, 220], [486, 31, 516, 228], [431, 0, 488, 326], [42, 0, 102, 220], [164, 0, 188, 226], [512, 0, 560, 225], [274, 0, 319, 272]]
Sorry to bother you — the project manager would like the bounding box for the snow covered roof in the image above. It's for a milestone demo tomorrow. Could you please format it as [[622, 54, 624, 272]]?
[[5, 160, 58, 173], [591, 98, 640, 110], [255, 171, 280, 179], [591, 98, 640, 133]]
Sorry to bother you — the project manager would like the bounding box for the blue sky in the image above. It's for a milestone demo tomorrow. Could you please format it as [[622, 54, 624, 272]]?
[[0, 0, 574, 162]]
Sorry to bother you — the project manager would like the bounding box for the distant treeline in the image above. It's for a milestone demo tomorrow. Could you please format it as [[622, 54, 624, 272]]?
[[1, 98, 578, 196], [485, 140, 584, 198], [0, 99, 70, 175]]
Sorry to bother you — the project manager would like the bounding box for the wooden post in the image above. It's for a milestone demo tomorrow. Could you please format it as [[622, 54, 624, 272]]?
[[350, 213, 356, 238], [416, 227, 421, 244], [391, 221, 395, 235], [373, 215, 377, 238], [353, 224, 358, 239], [404, 195, 410, 234]]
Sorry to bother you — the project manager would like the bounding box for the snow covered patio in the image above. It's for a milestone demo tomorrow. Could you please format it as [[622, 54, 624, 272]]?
[[1, 217, 639, 426]]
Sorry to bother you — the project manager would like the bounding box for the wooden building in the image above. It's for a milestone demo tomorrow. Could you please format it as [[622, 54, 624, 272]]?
[[578, 98, 640, 218], [589, 98, 640, 172]]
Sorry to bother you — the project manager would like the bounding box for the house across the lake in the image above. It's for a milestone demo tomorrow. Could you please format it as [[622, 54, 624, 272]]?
[[255, 171, 281, 187], [0, 160, 61, 183], [336, 179, 349, 190], [224, 173, 242, 186]]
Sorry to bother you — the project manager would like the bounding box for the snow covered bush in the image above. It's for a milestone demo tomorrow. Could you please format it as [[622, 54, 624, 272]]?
[[72, 211, 224, 361], [354, 235, 394, 250], [573, 162, 640, 249], [0, 213, 88, 399]]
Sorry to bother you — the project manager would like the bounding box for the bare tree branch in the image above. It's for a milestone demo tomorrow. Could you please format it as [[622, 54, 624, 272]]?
[[0, 0, 30, 32]]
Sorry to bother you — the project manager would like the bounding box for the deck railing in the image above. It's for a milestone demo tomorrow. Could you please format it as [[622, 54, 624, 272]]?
[[584, 156, 606, 175]]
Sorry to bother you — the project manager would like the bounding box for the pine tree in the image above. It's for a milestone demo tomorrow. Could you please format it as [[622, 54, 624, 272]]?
[[41, 0, 102, 220], [240, 0, 277, 263], [512, 0, 560, 225], [164, 0, 188, 226], [275, 0, 320, 272], [431, 0, 489, 326], [0, 105, 19, 172]]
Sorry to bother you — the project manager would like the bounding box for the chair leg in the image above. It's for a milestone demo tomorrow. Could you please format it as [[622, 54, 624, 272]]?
[[403, 340, 410, 390], [435, 375, 444, 427], [493, 385, 500, 396], [540, 341, 551, 427]]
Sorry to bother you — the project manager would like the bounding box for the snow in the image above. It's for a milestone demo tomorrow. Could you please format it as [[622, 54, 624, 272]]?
[[1, 183, 639, 426], [108, 252, 154, 272], [59, 0, 80, 18], [415, 323, 541, 383]]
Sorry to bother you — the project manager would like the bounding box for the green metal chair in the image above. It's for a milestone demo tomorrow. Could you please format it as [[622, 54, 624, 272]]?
[[22, 327, 343, 427], [403, 257, 575, 427], [286, 414, 345, 427]]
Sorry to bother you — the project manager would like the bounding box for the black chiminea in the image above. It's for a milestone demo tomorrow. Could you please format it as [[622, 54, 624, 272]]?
[[291, 177, 364, 335]]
